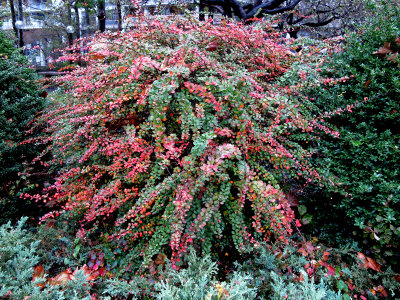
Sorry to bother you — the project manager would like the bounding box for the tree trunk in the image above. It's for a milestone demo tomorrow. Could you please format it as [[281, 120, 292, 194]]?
[[199, 0, 205, 21], [116, 0, 122, 31], [74, 4, 81, 39], [66, 0, 73, 32], [17, 0, 23, 48], [8, 0, 18, 38], [97, 0, 106, 32], [223, 0, 232, 18], [85, 7, 91, 35]]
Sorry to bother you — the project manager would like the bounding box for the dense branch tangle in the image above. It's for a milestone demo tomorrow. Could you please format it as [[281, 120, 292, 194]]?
[[198, 0, 362, 31], [199, 0, 302, 22]]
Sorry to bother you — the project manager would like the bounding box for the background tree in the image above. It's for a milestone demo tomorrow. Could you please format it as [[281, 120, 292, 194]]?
[[97, 0, 106, 32], [198, 0, 368, 36], [6, 0, 18, 38]]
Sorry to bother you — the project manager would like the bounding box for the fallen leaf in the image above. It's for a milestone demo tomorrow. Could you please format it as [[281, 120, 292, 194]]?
[[49, 269, 74, 286], [357, 252, 382, 272], [305, 242, 314, 255], [388, 53, 399, 63], [373, 286, 388, 297], [32, 265, 46, 288], [373, 45, 392, 57], [32, 265, 45, 280], [155, 253, 167, 266], [366, 256, 382, 272]]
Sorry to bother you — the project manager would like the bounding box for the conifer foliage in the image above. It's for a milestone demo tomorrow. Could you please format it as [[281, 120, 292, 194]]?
[[27, 16, 336, 266]]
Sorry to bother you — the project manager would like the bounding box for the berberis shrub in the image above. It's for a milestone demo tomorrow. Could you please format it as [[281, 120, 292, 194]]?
[[27, 15, 337, 267]]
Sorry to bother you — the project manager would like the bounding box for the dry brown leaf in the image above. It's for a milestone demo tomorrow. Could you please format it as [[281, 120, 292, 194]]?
[[373, 46, 393, 57], [155, 253, 167, 266], [357, 252, 382, 272]]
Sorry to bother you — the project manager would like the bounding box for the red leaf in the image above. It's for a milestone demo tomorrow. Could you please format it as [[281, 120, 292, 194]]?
[[319, 261, 336, 276], [98, 267, 106, 276], [327, 265, 336, 276]]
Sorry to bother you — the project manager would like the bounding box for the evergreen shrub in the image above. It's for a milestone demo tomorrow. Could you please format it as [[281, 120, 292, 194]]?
[[0, 31, 45, 223], [298, 0, 400, 256]]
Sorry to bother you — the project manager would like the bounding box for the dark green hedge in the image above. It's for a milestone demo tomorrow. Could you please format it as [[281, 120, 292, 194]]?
[[0, 31, 45, 223], [304, 1, 400, 259]]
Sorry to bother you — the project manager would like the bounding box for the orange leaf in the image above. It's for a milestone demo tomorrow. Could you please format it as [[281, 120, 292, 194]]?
[[86, 271, 99, 281], [322, 251, 330, 262], [49, 269, 74, 286], [357, 252, 382, 272], [373, 286, 388, 297], [32, 265, 45, 281], [32, 265, 46, 288], [366, 256, 382, 272]]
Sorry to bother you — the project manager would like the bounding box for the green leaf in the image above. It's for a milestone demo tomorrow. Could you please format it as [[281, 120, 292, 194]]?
[[298, 205, 307, 216], [301, 214, 313, 225], [191, 132, 216, 157], [73, 244, 81, 258], [337, 280, 348, 292]]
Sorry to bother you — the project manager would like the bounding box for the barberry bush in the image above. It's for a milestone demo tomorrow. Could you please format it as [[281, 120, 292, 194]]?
[[27, 15, 337, 268]]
